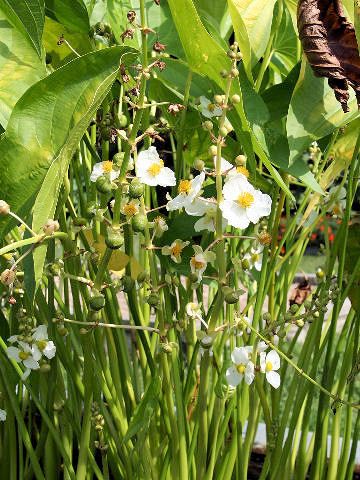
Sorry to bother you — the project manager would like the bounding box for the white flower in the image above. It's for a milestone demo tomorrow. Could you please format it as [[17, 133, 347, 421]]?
[[243, 245, 264, 271], [199, 96, 222, 118], [167, 172, 205, 212], [327, 186, 346, 215], [226, 347, 255, 387], [199, 336, 214, 357], [0, 409, 6, 421], [121, 198, 140, 217], [187, 199, 227, 232], [7, 342, 41, 380], [260, 350, 281, 389], [186, 302, 202, 318], [162, 239, 189, 263], [189, 246, 215, 282], [90, 161, 120, 183], [32, 325, 56, 360], [220, 175, 271, 229], [153, 216, 168, 237], [216, 158, 250, 182], [136, 146, 176, 187]]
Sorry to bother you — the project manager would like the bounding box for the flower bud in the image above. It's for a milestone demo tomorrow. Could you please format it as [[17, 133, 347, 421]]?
[[118, 114, 128, 127], [296, 319, 304, 328], [193, 159, 205, 171], [214, 94, 223, 104], [43, 220, 59, 235], [231, 94, 241, 104], [224, 291, 239, 304], [304, 299, 312, 310], [1, 269, 16, 286], [160, 343, 172, 354], [96, 175, 113, 194], [219, 126, 228, 137], [313, 310, 320, 318], [112, 152, 124, 168], [121, 275, 135, 293], [202, 120, 213, 131], [263, 312, 272, 322], [105, 229, 124, 249], [316, 267, 325, 279], [200, 336, 213, 348], [132, 213, 148, 232], [58, 327, 68, 336], [89, 293, 105, 311], [227, 50, 236, 59], [236, 52, 243, 60], [85, 201, 97, 218], [220, 69, 228, 78], [290, 304, 299, 314], [0, 200, 10, 215], [241, 258, 250, 270], [231, 68, 239, 77], [129, 179, 144, 199], [147, 293, 160, 307], [235, 155, 247, 166], [40, 363, 51, 373], [277, 328, 286, 338], [209, 145, 217, 157]]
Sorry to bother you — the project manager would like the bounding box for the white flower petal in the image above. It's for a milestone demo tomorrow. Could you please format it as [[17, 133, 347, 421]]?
[[231, 347, 249, 366], [155, 167, 176, 187], [7, 347, 21, 362], [244, 362, 255, 385], [266, 370, 281, 389], [32, 325, 48, 341], [267, 350, 280, 371], [31, 345, 42, 362], [226, 366, 243, 387], [22, 369, 31, 381], [23, 357, 40, 370], [7, 335, 18, 344], [0, 409, 6, 421], [220, 201, 250, 229], [43, 341, 56, 359], [260, 352, 266, 373], [257, 341, 268, 353]]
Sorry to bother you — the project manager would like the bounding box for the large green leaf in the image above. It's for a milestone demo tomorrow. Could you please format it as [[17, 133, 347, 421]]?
[[0, 0, 45, 58], [287, 59, 359, 165], [0, 12, 46, 128], [0, 46, 138, 295], [229, 0, 276, 66], [45, 0, 89, 34], [167, 0, 294, 200]]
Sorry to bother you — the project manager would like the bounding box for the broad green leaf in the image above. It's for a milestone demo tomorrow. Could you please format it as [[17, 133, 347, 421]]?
[[271, 7, 298, 72], [283, 0, 297, 30], [229, 0, 276, 65], [45, 0, 90, 34], [43, 16, 92, 68], [0, 0, 45, 58], [194, 0, 229, 36], [228, 0, 253, 81], [287, 59, 359, 166], [123, 376, 161, 443], [0, 12, 46, 128], [0, 46, 138, 296], [167, 0, 294, 200]]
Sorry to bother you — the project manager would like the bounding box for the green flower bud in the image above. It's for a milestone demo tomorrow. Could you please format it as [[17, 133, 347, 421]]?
[[313, 311, 320, 318], [227, 50, 236, 59], [304, 299, 312, 310], [85, 201, 97, 218], [147, 293, 160, 307], [231, 94, 241, 104], [290, 304, 299, 314], [241, 258, 250, 270], [316, 267, 325, 279], [224, 291, 239, 304], [219, 126, 228, 137], [220, 69, 228, 78], [160, 343, 172, 354], [58, 327, 68, 336], [132, 214, 148, 232], [193, 159, 205, 171], [209, 145, 217, 157], [96, 176, 112, 194], [129, 179, 145, 199], [118, 114, 128, 127], [40, 363, 51, 373], [214, 94, 223, 104], [263, 312, 272, 322], [121, 275, 135, 293], [112, 152, 124, 168], [202, 120, 213, 131], [296, 319, 304, 328], [89, 293, 106, 311], [105, 230, 124, 249], [235, 155, 247, 166], [277, 328, 287, 338], [73, 217, 88, 226]]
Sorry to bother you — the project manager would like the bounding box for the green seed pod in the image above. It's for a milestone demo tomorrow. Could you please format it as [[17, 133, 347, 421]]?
[[132, 214, 148, 232], [40, 363, 51, 373], [89, 293, 105, 311], [96, 176, 112, 194], [147, 293, 160, 307], [118, 114, 128, 127], [85, 201, 97, 218], [220, 69, 228, 78], [277, 328, 287, 338], [73, 217, 87, 226], [209, 145, 217, 157], [224, 291, 239, 304], [129, 179, 144, 199], [296, 319, 305, 328], [112, 152, 124, 168], [105, 230, 124, 249], [137, 271, 149, 284], [263, 312, 272, 322], [313, 311, 320, 318], [219, 126, 228, 137], [202, 120, 213, 131], [241, 258, 250, 270], [121, 275, 135, 293], [231, 94, 240, 104], [160, 343, 172, 354], [95, 21, 105, 35], [290, 304, 299, 314]]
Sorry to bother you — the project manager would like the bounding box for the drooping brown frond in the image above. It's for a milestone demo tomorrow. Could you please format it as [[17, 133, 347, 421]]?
[[297, 0, 360, 112], [289, 278, 311, 307]]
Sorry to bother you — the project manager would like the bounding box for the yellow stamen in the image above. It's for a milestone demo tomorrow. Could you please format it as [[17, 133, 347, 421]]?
[[19, 351, 29, 360], [37, 340, 47, 351], [170, 244, 182, 258], [102, 161, 113, 173], [147, 159, 164, 177], [332, 204, 341, 215], [124, 203, 137, 216], [251, 253, 260, 263], [154, 216, 164, 224], [237, 364, 245, 374], [237, 192, 254, 208], [208, 103, 215, 112], [236, 166, 249, 178], [178, 180, 192, 194], [190, 256, 206, 270], [265, 361, 273, 372]]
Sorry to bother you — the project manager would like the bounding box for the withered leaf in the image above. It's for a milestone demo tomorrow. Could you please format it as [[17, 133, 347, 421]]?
[[289, 278, 311, 306], [297, 0, 360, 112]]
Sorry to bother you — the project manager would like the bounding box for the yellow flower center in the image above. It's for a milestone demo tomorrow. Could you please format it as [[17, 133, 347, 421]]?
[[332, 204, 341, 215], [102, 161, 113, 173], [124, 203, 137, 216], [19, 351, 29, 361], [237, 192, 254, 208], [208, 103, 215, 112], [190, 256, 206, 270], [178, 180, 192, 194], [237, 364, 245, 374], [170, 244, 183, 258], [265, 361, 273, 372], [251, 253, 259, 263], [147, 159, 164, 177], [236, 166, 249, 178], [37, 340, 47, 351], [154, 216, 164, 224]]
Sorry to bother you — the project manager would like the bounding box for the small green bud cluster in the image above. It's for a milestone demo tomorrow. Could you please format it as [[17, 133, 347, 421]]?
[[91, 403, 108, 452], [89, 291, 105, 311], [16, 312, 35, 341]]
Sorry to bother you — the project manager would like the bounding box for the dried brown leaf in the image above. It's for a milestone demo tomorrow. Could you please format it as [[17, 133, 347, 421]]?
[[297, 0, 360, 112], [289, 278, 311, 306]]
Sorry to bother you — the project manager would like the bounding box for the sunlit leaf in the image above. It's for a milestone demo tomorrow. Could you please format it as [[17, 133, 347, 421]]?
[[45, 0, 89, 34]]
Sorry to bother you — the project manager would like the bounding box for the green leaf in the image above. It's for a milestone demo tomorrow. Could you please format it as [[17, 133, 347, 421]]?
[[343, 224, 360, 311], [287, 60, 359, 166], [167, 0, 294, 200], [0, 0, 45, 58], [228, 0, 276, 66], [0, 11, 46, 128], [0, 46, 138, 297], [123, 376, 161, 443], [45, 0, 90, 34]]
